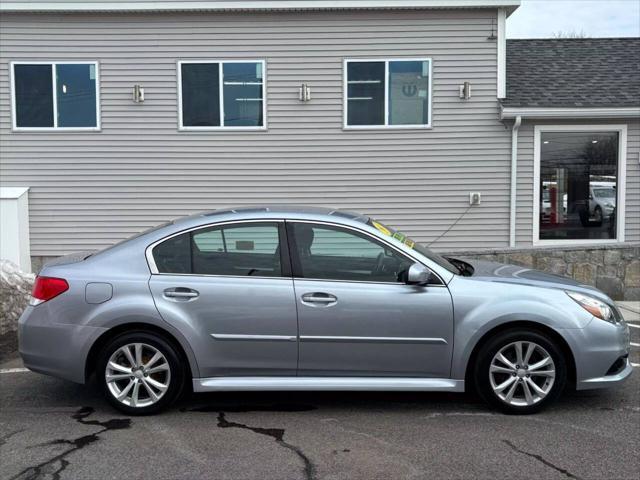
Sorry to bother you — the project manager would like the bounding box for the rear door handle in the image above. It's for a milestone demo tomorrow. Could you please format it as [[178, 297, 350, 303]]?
[[301, 292, 337, 306], [164, 288, 199, 300]]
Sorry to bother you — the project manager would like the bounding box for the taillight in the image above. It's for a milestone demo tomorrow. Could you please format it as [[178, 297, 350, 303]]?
[[30, 276, 69, 306]]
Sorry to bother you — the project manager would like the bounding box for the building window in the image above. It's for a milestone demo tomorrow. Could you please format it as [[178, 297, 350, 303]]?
[[11, 62, 100, 130], [179, 60, 265, 129], [537, 129, 623, 242], [345, 59, 431, 128]]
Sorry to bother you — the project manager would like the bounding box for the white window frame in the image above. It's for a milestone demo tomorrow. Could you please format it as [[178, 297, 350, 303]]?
[[177, 59, 267, 131], [343, 57, 432, 130], [533, 124, 627, 246], [10, 61, 101, 132]]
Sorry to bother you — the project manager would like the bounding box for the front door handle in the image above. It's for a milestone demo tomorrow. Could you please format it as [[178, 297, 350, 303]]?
[[164, 287, 199, 300], [301, 292, 337, 306]]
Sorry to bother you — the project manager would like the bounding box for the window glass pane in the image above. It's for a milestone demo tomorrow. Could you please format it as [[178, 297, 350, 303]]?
[[192, 223, 281, 276], [222, 62, 263, 127], [539, 132, 618, 240], [347, 61, 385, 126], [14, 64, 54, 127], [153, 232, 192, 274], [389, 61, 429, 125], [56, 64, 97, 127], [181, 63, 220, 127], [293, 223, 412, 282], [192, 229, 224, 252]]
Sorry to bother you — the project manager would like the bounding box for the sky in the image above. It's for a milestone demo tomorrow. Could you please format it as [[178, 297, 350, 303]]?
[[507, 0, 640, 38]]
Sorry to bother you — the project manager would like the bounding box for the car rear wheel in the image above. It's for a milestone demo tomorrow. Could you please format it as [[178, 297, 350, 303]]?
[[474, 329, 567, 414], [97, 332, 186, 415]]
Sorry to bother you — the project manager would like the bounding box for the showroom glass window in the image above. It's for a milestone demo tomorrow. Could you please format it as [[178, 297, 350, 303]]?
[[179, 61, 265, 129], [539, 131, 619, 241], [345, 59, 431, 128], [12, 62, 99, 129]]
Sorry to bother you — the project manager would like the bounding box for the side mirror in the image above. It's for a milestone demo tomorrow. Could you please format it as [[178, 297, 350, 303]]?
[[407, 263, 430, 286]]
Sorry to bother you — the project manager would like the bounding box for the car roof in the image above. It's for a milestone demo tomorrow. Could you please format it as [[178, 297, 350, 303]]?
[[175, 205, 370, 226]]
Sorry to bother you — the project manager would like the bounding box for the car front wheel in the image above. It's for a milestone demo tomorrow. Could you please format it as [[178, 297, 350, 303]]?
[[97, 332, 186, 415], [474, 329, 567, 414]]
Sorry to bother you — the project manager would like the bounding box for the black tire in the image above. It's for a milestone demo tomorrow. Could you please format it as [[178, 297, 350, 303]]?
[[96, 331, 186, 415], [592, 206, 603, 226], [474, 329, 567, 414]]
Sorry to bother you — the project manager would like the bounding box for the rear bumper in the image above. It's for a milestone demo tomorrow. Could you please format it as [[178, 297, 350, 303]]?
[[19, 306, 107, 384]]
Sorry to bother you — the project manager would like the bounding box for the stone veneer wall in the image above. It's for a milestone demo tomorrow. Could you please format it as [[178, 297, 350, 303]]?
[[445, 243, 640, 301], [31, 243, 640, 301]]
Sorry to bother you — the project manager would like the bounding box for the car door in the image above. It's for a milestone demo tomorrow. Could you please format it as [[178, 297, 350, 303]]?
[[148, 221, 298, 378], [288, 221, 454, 378]]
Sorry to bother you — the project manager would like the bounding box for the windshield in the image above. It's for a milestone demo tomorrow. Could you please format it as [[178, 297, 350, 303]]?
[[367, 219, 459, 275], [593, 187, 615, 199]]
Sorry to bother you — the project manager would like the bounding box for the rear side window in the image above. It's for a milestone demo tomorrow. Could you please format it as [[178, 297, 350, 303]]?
[[152, 222, 282, 277]]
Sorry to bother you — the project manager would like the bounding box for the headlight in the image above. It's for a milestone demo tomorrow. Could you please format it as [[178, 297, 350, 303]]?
[[604, 202, 614, 208], [566, 291, 617, 323]]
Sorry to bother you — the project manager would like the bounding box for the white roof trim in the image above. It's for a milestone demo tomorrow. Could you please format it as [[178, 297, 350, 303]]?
[[0, 1, 521, 14], [501, 106, 640, 120]]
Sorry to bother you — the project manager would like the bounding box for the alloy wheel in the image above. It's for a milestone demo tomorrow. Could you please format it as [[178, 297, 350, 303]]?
[[488, 341, 555, 407], [105, 343, 171, 408]]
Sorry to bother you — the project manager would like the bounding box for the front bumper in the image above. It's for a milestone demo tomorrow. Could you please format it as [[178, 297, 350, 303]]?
[[563, 317, 632, 390], [19, 305, 107, 384]]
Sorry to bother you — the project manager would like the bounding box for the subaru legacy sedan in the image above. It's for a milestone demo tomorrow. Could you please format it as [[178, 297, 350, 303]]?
[[19, 206, 631, 415]]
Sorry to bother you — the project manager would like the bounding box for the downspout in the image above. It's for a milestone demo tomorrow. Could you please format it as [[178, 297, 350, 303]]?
[[509, 115, 522, 248]]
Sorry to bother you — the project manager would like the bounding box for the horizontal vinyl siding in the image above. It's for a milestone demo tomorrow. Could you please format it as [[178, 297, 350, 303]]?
[[515, 118, 640, 246], [626, 119, 640, 243], [0, 10, 510, 256]]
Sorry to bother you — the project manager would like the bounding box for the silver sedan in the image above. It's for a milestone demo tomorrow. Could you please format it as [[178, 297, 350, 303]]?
[[19, 206, 632, 415]]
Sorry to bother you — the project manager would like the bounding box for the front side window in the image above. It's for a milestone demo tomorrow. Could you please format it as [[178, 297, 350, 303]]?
[[12, 62, 99, 129], [539, 131, 620, 241], [153, 222, 281, 276], [179, 61, 265, 129], [345, 59, 431, 128], [291, 223, 413, 283]]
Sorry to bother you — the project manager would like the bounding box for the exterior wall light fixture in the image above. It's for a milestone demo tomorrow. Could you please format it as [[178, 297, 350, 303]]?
[[299, 83, 311, 102], [459, 81, 471, 100], [133, 84, 145, 103]]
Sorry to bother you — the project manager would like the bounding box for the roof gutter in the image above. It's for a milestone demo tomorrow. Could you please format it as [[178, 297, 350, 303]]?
[[0, 0, 521, 14], [509, 115, 521, 248], [501, 106, 640, 120]]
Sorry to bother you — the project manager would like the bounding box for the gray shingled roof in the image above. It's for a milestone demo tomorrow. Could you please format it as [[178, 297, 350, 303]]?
[[503, 38, 640, 108]]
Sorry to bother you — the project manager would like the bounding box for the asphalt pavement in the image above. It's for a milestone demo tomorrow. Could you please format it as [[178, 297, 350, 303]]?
[[1, 304, 639, 480]]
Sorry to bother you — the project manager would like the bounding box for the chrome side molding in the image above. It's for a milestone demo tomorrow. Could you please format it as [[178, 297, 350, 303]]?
[[193, 376, 465, 392], [210, 334, 297, 342], [299, 336, 448, 344]]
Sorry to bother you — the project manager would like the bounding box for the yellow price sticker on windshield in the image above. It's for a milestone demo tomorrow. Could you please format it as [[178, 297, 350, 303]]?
[[371, 221, 392, 236]]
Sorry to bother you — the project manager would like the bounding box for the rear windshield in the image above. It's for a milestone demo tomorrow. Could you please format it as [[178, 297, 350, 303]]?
[[367, 219, 459, 275]]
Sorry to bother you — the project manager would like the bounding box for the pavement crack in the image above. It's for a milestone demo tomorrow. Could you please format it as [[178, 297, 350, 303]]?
[[217, 412, 316, 480], [502, 439, 582, 480], [0, 429, 25, 447], [10, 406, 131, 480]]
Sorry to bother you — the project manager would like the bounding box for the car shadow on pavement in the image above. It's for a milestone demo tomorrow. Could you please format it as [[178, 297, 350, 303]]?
[[2, 370, 630, 417]]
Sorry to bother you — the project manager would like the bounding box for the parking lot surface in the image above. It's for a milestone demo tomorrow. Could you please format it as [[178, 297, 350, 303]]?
[[1, 304, 639, 480]]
